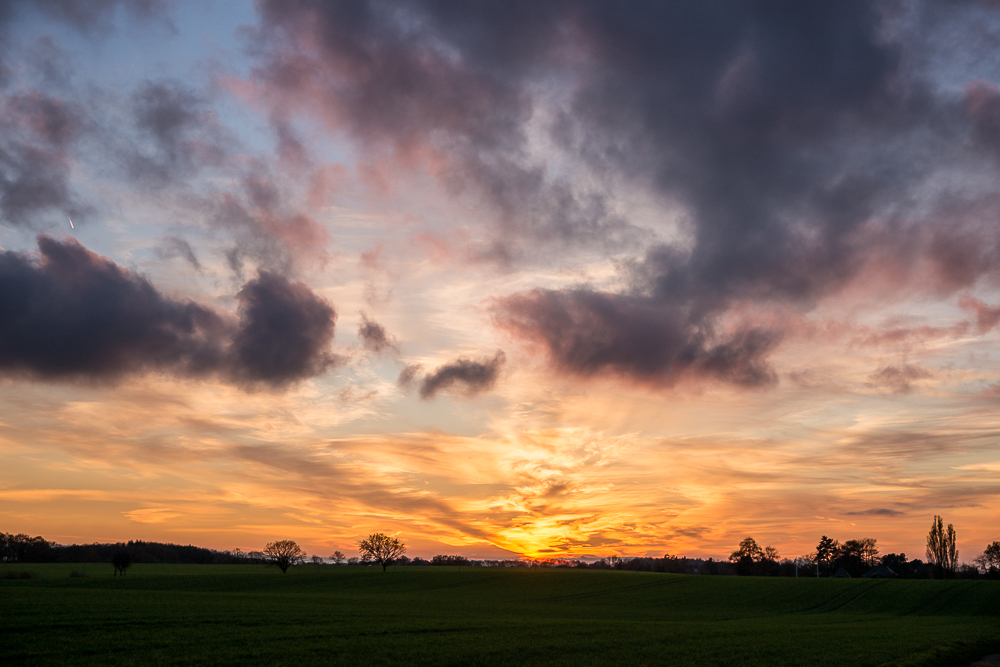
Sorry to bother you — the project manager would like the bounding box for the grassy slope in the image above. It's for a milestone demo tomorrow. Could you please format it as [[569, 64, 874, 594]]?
[[1, 563, 998, 666]]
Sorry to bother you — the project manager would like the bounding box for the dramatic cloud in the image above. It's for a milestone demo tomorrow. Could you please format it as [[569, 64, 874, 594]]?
[[7, 0, 1000, 562], [230, 269, 337, 388], [0, 236, 336, 388], [0, 235, 227, 380], [245, 0, 1000, 388], [417, 351, 506, 399], [495, 287, 780, 387]]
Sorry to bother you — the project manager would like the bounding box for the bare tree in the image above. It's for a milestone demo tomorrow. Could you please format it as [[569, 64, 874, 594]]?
[[263, 540, 305, 574], [358, 533, 406, 571], [857, 538, 879, 567], [330, 550, 345, 565], [926, 515, 958, 578]]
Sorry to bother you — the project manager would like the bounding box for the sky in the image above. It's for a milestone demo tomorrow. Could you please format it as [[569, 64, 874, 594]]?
[[1, 0, 999, 563]]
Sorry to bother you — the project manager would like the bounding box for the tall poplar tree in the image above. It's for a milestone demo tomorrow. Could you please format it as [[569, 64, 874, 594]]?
[[926, 515, 958, 578]]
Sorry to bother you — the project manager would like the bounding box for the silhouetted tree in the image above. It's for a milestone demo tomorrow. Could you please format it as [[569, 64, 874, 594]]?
[[358, 533, 406, 571], [330, 550, 345, 565], [112, 550, 132, 576], [263, 540, 305, 573], [881, 552, 908, 574], [1, 533, 54, 563], [730, 537, 766, 575], [813, 535, 838, 574], [311, 555, 323, 565], [973, 541, 1000, 577], [926, 515, 958, 578]]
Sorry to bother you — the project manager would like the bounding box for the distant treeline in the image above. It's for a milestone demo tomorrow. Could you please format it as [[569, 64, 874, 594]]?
[[4, 530, 998, 579], [1, 533, 260, 565]]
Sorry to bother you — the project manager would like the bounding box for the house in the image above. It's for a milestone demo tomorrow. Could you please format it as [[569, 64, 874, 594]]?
[[862, 565, 898, 579]]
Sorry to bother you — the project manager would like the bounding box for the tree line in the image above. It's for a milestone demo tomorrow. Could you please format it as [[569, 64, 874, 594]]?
[[5, 517, 999, 578], [0, 534, 264, 566], [729, 515, 1000, 579]]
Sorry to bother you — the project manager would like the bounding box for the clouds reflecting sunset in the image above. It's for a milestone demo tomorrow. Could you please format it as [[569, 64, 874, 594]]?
[[0, 0, 998, 564]]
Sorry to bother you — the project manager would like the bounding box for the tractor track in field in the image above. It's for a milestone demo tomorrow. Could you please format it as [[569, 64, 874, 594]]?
[[834, 580, 886, 610], [801, 581, 871, 612]]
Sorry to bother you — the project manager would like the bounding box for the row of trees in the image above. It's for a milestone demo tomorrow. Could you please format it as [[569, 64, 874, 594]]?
[[6, 522, 999, 578], [260, 533, 407, 573], [729, 516, 1000, 579]]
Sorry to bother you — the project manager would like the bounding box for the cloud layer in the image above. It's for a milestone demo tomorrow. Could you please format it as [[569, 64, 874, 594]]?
[[248, 0, 1000, 387], [0, 236, 336, 388]]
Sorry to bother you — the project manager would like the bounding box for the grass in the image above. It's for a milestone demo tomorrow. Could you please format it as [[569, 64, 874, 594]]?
[[1, 563, 998, 666]]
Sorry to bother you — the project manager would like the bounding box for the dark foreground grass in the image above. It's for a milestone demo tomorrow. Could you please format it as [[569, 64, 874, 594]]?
[[1, 563, 998, 666]]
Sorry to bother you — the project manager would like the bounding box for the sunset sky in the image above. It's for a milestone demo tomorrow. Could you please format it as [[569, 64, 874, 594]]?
[[1, 0, 999, 563]]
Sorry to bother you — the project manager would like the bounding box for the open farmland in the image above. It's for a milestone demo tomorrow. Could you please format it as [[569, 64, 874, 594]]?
[[2, 564, 998, 666]]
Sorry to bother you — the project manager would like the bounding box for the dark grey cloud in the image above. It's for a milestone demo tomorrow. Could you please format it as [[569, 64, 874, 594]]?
[[357, 312, 397, 354], [230, 270, 337, 388], [249, 0, 1000, 387], [0, 236, 336, 389], [0, 235, 227, 380], [417, 351, 506, 399], [495, 287, 779, 387]]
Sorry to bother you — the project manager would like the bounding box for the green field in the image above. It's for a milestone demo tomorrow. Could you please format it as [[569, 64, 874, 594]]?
[[2, 564, 998, 666]]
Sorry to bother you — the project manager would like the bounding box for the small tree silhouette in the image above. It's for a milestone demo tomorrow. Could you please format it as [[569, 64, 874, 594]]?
[[112, 550, 133, 576], [331, 550, 346, 565], [358, 533, 406, 571], [263, 540, 305, 573]]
